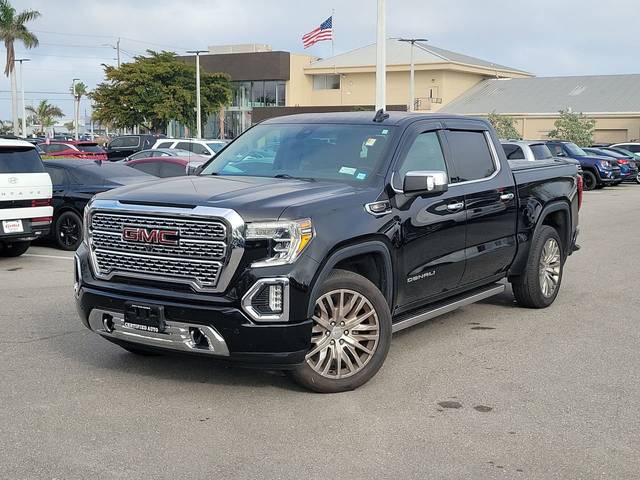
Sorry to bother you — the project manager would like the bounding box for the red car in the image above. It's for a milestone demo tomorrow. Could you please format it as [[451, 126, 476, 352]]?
[[40, 141, 107, 161], [124, 156, 206, 177]]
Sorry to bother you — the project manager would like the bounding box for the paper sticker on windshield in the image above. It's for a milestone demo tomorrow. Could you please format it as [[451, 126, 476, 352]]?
[[356, 172, 367, 180], [365, 138, 377, 147], [381, 129, 389, 135], [339, 166, 357, 175]]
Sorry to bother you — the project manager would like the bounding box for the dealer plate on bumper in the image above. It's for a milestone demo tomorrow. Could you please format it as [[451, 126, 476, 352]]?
[[2, 219, 24, 234], [124, 303, 165, 333]]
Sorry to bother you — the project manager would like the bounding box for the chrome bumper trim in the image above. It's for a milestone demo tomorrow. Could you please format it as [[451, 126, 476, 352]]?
[[88, 308, 230, 357]]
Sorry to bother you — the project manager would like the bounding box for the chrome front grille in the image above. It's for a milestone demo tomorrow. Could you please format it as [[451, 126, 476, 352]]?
[[88, 208, 239, 292]]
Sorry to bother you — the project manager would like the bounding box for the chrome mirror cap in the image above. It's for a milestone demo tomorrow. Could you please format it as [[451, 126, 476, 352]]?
[[402, 170, 448, 195]]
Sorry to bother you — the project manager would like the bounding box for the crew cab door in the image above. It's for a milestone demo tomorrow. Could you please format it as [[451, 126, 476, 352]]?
[[443, 123, 518, 286], [391, 122, 467, 311]]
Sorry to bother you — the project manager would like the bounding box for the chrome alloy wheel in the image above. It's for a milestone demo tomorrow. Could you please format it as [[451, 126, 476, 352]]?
[[539, 238, 561, 298], [306, 289, 380, 379]]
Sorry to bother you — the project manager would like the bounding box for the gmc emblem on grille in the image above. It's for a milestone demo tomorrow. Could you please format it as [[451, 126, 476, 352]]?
[[122, 227, 180, 246]]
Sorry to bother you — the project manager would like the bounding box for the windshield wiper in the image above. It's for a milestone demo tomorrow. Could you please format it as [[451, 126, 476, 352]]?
[[273, 174, 316, 182]]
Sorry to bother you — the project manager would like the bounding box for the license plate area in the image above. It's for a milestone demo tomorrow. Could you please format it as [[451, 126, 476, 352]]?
[[124, 303, 165, 333], [2, 219, 25, 234]]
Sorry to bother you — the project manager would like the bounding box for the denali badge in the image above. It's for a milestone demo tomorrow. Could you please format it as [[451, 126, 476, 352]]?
[[122, 227, 180, 246]]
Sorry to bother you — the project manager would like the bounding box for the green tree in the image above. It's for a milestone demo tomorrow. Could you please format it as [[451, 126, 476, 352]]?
[[547, 109, 596, 146], [64, 120, 75, 134], [488, 111, 521, 139], [26, 99, 63, 135], [91, 50, 231, 133], [0, 1, 40, 135], [71, 81, 88, 139]]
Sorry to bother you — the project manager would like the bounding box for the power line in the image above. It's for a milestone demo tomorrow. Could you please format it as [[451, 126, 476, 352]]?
[[39, 42, 113, 49], [33, 29, 188, 51], [16, 51, 116, 61]]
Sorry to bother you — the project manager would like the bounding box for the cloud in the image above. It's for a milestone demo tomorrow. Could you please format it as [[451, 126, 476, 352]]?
[[1, 0, 636, 119]]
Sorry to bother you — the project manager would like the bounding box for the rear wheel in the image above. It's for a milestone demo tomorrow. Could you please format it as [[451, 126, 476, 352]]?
[[54, 211, 83, 251], [511, 225, 563, 309], [582, 171, 597, 191], [291, 269, 391, 393], [636, 173, 640, 184], [0, 241, 30, 257]]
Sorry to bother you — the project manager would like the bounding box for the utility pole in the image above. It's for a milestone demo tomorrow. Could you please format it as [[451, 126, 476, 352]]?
[[116, 38, 121, 68], [15, 58, 30, 137], [187, 50, 207, 139], [375, 0, 386, 111], [71, 78, 79, 140], [398, 38, 427, 112]]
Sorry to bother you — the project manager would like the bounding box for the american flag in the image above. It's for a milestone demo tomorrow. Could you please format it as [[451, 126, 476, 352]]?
[[302, 16, 333, 49]]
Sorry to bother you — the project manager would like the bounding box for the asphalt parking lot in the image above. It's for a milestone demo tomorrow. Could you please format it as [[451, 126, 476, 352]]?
[[1, 185, 639, 480]]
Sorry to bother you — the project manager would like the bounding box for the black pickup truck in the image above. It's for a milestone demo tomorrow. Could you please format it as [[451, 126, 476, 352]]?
[[74, 112, 581, 393]]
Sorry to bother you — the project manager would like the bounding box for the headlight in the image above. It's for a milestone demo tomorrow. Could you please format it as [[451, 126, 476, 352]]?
[[82, 201, 93, 245], [598, 160, 611, 169], [245, 218, 314, 267]]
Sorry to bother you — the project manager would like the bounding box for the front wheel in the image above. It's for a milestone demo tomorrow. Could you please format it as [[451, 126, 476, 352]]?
[[291, 269, 392, 393], [54, 211, 83, 251], [511, 225, 563, 309], [582, 171, 597, 191], [636, 173, 640, 184], [0, 241, 31, 257]]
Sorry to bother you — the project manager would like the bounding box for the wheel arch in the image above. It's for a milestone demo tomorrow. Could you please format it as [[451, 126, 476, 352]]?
[[306, 240, 393, 318]]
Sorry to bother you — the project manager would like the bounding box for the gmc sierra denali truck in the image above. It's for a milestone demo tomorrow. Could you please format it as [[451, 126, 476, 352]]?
[[75, 112, 581, 393], [1, 139, 53, 257]]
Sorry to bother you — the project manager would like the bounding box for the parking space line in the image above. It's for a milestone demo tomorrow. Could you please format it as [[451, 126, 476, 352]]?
[[24, 254, 74, 261]]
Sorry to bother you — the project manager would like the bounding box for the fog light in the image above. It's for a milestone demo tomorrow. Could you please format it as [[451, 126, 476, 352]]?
[[269, 284, 283, 313]]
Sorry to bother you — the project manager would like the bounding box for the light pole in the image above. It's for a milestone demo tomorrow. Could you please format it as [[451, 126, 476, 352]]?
[[375, 0, 386, 111], [71, 78, 79, 140], [187, 50, 207, 139], [398, 38, 427, 112], [14, 58, 30, 137], [102, 38, 121, 67]]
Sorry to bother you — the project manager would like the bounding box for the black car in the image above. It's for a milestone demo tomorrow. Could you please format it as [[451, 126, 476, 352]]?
[[44, 159, 154, 250], [105, 135, 163, 162]]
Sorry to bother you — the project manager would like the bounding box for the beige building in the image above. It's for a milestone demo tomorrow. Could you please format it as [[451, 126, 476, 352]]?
[[288, 39, 531, 111], [440, 74, 640, 143]]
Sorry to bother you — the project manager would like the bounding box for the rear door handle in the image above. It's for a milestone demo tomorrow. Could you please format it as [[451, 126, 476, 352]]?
[[446, 201, 465, 212], [500, 193, 515, 201]]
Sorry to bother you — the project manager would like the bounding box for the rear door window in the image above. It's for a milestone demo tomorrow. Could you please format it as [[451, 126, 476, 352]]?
[[159, 162, 186, 177], [446, 131, 497, 183], [129, 162, 161, 176], [155, 141, 174, 149], [530, 144, 553, 160], [191, 143, 210, 156], [0, 147, 45, 173], [175, 142, 193, 152], [502, 144, 525, 160], [45, 165, 67, 185]]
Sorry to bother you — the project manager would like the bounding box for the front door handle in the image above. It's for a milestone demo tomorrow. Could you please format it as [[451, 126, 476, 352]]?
[[500, 192, 515, 201], [446, 201, 465, 212]]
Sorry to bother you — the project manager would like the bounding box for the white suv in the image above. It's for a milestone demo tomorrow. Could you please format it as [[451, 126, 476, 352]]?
[[0, 139, 53, 257], [152, 138, 228, 157]]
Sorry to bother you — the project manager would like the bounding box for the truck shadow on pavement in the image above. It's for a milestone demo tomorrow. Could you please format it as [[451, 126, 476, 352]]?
[[51, 331, 308, 393]]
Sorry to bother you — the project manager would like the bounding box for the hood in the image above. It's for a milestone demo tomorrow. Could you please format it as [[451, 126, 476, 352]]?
[[94, 174, 362, 222]]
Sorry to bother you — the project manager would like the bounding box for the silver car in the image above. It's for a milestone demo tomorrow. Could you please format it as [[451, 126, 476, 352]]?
[[502, 140, 582, 173]]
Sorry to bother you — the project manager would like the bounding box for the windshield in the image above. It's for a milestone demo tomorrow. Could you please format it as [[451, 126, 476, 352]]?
[[0, 147, 44, 173], [201, 123, 395, 183], [565, 143, 587, 156], [206, 142, 226, 153], [530, 144, 553, 160]]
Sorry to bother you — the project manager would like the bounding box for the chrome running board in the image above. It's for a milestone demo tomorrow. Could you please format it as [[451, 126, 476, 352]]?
[[392, 283, 506, 333], [88, 308, 230, 356]]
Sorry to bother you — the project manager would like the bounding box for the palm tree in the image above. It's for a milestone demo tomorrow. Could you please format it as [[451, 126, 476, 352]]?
[[0, 1, 40, 136], [71, 81, 88, 140], [26, 100, 63, 136]]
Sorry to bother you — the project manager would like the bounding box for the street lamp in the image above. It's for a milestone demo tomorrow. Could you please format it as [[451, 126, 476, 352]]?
[[187, 50, 207, 139], [71, 78, 79, 140], [14, 58, 30, 137], [398, 38, 428, 112], [102, 38, 121, 67]]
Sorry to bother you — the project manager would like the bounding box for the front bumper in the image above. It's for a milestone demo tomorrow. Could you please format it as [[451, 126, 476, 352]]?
[[74, 248, 313, 368]]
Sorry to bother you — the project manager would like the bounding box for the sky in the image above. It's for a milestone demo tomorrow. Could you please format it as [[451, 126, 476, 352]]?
[[3, 0, 639, 120]]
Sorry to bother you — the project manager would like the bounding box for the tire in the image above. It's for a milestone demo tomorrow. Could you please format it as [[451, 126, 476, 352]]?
[[0, 241, 31, 257], [54, 211, 83, 251], [636, 173, 640, 184], [511, 225, 563, 309], [582, 171, 597, 191], [291, 269, 392, 393]]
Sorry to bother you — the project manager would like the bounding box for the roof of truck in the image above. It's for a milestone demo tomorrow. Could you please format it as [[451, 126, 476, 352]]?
[[262, 111, 486, 127]]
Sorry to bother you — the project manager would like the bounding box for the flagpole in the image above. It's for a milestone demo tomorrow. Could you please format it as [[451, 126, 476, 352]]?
[[331, 8, 335, 57]]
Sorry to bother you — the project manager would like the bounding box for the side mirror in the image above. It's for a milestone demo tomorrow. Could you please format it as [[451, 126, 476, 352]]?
[[402, 171, 448, 195]]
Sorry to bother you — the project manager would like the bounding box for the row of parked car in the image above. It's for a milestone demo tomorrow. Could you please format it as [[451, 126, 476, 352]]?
[[500, 139, 640, 190]]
